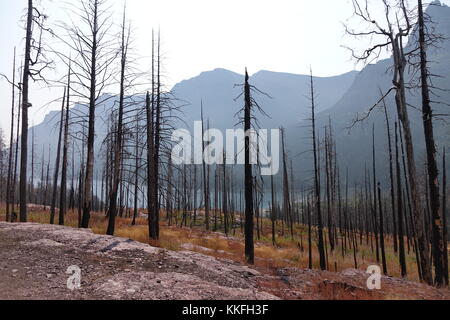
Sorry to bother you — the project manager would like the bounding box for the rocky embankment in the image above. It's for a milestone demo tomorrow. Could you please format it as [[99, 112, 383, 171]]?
[[0, 222, 448, 300]]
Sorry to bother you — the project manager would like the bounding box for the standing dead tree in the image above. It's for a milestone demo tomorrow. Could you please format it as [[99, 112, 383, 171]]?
[[50, 88, 66, 224], [5, 48, 17, 222], [59, 64, 71, 226], [1, 0, 53, 222], [442, 148, 448, 286], [234, 69, 270, 265], [416, 0, 445, 287], [201, 103, 210, 231], [106, 7, 131, 236], [395, 122, 407, 277], [309, 69, 326, 270], [57, 0, 117, 228], [381, 91, 398, 254], [243, 69, 254, 264], [345, 0, 433, 284]]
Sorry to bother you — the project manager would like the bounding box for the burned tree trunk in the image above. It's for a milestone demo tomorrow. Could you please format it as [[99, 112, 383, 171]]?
[[81, 38, 97, 227], [59, 66, 71, 226], [393, 33, 432, 285], [149, 33, 162, 240], [50, 88, 66, 225], [6, 48, 16, 223], [270, 172, 276, 246], [281, 128, 293, 239], [442, 148, 448, 286], [372, 125, 380, 263], [107, 9, 128, 236], [381, 93, 398, 253], [201, 104, 210, 231], [244, 69, 254, 265], [378, 182, 388, 275], [418, 0, 445, 287], [310, 70, 326, 270], [395, 122, 407, 277], [19, 0, 34, 223]]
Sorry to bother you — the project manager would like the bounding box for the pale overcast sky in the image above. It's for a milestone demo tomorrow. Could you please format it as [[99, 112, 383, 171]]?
[[1, 0, 449, 135]]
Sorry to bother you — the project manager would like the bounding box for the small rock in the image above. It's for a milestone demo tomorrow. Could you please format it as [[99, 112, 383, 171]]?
[[12, 269, 18, 273]]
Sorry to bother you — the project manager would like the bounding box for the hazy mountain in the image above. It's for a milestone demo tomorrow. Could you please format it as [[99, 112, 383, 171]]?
[[26, 2, 450, 188], [298, 1, 450, 183], [27, 68, 358, 175], [171, 68, 358, 133]]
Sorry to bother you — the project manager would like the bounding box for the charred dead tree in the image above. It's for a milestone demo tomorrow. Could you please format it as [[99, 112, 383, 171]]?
[[442, 148, 448, 286], [243, 69, 254, 264], [307, 195, 313, 269], [201, 103, 210, 231], [147, 31, 163, 240], [19, 0, 52, 222], [107, 8, 130, 236], [417, 0, 445, 287], [281, 128, 294, 239], [346, 0, 432, 284], [270, 171, 276, 246], [377, 182, 388, 275], [5, 48, 17, 222], [309, 70, 326, 270], [11, 74, 23, 221], [222, 151, 229, 236], [59, 65, 71, 226], [372, 125, 380, 263], [132, 113, 141, 227], [381, 92, 398, 253], [57, 0, 117, 229], [50, 88, 66, 225], [395, 122, 407, 277], [18, 0, 33, 223], [325, 123, 336, 251]]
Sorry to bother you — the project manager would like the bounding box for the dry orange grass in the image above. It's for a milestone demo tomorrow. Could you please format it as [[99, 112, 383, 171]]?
[[0, 207, 447, 284]]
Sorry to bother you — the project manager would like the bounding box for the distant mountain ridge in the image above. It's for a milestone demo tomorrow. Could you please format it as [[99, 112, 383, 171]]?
[[27, 2, 450, 187]]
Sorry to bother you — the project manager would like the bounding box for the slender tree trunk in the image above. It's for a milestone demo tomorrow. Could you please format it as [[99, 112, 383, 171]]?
[[6, 48, 16, 222], [442, 148, 448, 286], [151, 32, 162, 239], [310, 70, 326, 270], [50, 88, 66, 224], [418, 0, 445, 287], [12, 82, 22, 219], [381, 92, 398, 253], [395, 122, 407, 277], [270, 172, 276, 246], [59, 66, 71, 226], [372, 125, 380, 263], [378, 183, 388, 275], [107, 10, 127, 235], [392, 34, 432, 284], [19, 0, 34, 223], [281, 128, 293, 239], [244, 69, 254, 265], [81, 0, 99, 229], [307, 196, 312, 269], [132, 114, 140, 226], [201, 104, 210, 231]]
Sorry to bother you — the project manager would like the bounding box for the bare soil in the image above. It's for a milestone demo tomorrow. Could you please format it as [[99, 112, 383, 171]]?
[[0, 222, 448, 300]]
